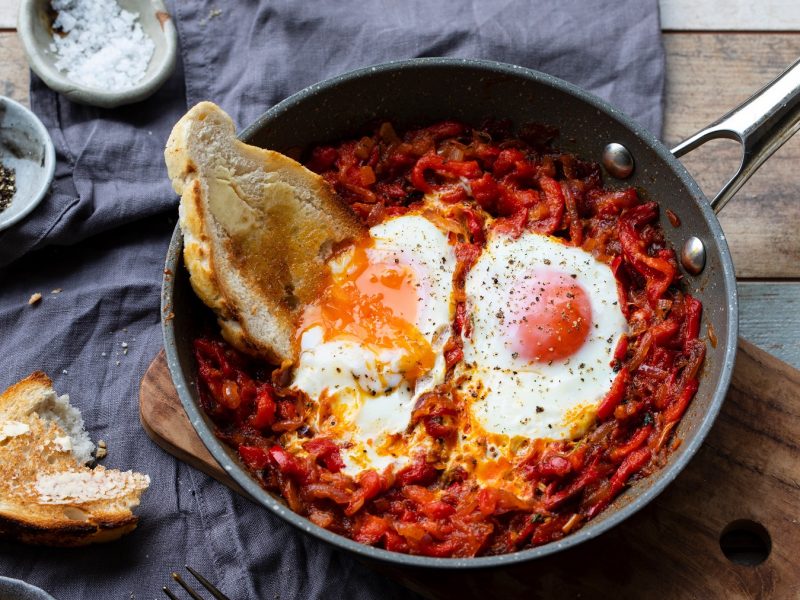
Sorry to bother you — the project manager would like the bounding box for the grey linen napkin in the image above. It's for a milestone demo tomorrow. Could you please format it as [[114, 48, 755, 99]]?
[[0, 1, 664, 598]]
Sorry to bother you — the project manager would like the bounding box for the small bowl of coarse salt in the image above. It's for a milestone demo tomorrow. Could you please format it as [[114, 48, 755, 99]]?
[[17, 0, 178, 109]]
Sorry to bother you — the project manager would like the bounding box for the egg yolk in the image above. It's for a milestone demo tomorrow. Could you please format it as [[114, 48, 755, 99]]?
[[511, 268, 592, 362], [299, 244, 435, 382]]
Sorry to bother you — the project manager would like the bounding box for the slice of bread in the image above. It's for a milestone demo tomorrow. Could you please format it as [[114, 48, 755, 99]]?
[[0, 372, 150, 546], [165, 102, 365, 362]]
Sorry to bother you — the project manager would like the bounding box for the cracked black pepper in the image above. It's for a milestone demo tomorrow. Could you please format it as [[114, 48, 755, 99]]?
[[0, 162, 16, 213]]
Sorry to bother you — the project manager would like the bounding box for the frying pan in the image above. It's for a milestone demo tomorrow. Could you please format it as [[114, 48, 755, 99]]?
[[161, 57, 800, 568]]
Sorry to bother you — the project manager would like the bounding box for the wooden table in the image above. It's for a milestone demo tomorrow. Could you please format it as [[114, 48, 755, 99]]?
[[2, 2, 799, 370]]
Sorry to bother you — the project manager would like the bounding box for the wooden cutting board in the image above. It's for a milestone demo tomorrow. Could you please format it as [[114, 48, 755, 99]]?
[[140, 339, 800, 599]]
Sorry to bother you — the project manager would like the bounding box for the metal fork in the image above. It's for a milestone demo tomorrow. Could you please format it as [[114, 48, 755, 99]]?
[[162, 565, 231, 600]]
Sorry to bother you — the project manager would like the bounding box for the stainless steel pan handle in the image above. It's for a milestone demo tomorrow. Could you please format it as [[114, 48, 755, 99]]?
[[671, 57, 800, 214]]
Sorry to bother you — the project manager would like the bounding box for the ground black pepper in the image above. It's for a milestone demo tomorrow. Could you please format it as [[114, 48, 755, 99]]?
[[0, 162, 16, 213]]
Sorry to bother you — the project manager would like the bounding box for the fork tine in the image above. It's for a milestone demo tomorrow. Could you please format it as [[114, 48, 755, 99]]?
[[171, 571, 206, 600], [161, 587, 181, 600], [185, 565, 232, 600]]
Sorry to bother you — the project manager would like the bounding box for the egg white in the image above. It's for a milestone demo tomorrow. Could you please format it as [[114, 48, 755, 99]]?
[[459, 231, 627, 442], [289, 214, 456, 475]]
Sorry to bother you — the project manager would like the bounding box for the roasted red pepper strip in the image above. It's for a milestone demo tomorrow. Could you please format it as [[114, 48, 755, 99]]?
[[619, 220, 677, 305], [410, 152, 481, 193], [613, 334, 629, 364], [268, 445, 307, 480], [354, 514, 390, 545], [303, 438, 345, 473], [587, 447, 652, 519], [544, 458, 602, 510], [618, 204, 677, 306], [531, 175, 565, 234], [651, 318, 680, 345], [609, 425, 653, 463], [250, 386, 276, 430], [346, 470, 383, 516], [562, 181, 583, 246], [609, 447, 652, 496], [537, 455, 573, 479], [238, 445, 270, 470], [683, 295, 702, 343], [663, 378, 700, 423], [596, 368, 630, 421]]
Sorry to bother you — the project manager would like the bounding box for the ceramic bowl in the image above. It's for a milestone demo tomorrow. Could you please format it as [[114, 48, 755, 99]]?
[[17, 0, 178, 109], [0, 95, 55, 231], [0, 576, 57, 600]]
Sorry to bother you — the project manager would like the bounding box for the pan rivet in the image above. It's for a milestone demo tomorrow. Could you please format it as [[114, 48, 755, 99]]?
[[602, 143, 634, 178], [681, 236, 706, 275]]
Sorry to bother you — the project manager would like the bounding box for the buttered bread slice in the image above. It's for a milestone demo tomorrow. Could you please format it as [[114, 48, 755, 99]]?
[[165, 102, 365, 362], [0, 373, 149, 546]]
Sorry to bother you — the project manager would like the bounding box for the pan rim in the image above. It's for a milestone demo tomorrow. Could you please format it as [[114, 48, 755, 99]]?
[[162, 56, 738, 569]]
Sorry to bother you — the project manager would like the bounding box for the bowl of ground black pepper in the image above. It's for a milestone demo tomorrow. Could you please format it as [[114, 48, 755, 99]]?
[[0, 96, 55, 232]]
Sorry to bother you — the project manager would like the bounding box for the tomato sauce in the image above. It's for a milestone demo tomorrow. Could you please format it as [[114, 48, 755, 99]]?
[[194, 119, 705, 557]]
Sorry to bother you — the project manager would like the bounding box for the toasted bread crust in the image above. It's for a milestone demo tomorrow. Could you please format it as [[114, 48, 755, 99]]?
[[165, 102, 366, 362], [0, 512, 137, 547]]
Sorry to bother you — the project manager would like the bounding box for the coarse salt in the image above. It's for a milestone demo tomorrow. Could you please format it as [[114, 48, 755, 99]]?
[[49, 0, 155, 91]]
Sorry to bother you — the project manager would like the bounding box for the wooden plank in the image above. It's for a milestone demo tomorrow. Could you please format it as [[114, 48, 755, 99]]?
[[663, 33, 800, 279], [660, 0, 800, 31], [0, 31, 28, 106], [0, 0, 18, 30], [739, 282, 800, 370], [140, 340, 800, 598], [7, 0, 800, 33]]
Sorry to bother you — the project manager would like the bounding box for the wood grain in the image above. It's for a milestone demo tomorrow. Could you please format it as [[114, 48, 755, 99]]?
[[140, 341, 800, 599], [663, 33, 800, 280], [7, 0, 800, 33], [739, 282, 800, 369], [0, 31, 28, 106], [660, 0, 800, 31]]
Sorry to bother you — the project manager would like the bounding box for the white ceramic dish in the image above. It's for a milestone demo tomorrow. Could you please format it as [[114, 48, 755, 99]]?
[[0, 576, 57, 600], [0, 96, 56, 232], [17, 0, 178, 109]]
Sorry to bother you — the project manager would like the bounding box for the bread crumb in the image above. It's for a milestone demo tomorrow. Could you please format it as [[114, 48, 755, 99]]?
[[0, 421, 31, 442], [98, 439, 106, 448], [53, 435, 72, 452], [28, 293, 42, 305], [96, 446, 107, 459], [199, 7, 222, 25], [51, 288, 62, 294], [121, 342, 128, 348]]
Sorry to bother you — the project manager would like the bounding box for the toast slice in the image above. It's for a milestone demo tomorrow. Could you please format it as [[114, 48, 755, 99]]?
[[0, 372, 150, 546], [165, 102, 365, 362]]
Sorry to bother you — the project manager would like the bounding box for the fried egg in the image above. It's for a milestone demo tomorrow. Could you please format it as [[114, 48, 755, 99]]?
[[457, 231, 627, 456], [290, 214, 456, 475]]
